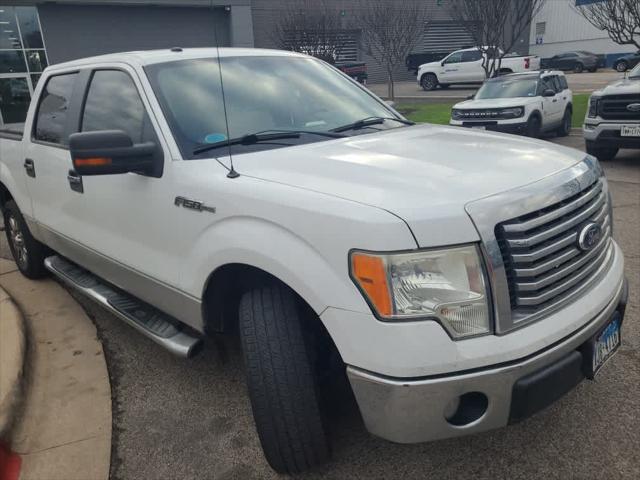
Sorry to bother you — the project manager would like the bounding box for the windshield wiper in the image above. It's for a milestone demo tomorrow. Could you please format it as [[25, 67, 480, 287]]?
[[330, 116, 414, 133], [193, 130, 346, 156]]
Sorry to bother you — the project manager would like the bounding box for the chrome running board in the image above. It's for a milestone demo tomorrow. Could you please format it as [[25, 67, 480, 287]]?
[[44, 255, 202, 358]]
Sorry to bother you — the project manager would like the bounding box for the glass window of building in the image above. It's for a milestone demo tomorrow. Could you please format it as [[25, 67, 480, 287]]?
[[0, 6, 48, 127]]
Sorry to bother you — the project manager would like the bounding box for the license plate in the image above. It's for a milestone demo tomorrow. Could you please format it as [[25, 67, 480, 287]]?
[[585, 314, 621, 378], [471, 126, 486, 130], [621, 125, 640, 137]]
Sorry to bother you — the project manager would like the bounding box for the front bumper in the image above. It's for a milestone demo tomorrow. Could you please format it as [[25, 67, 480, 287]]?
[[584, 121, 640, 148], [450, 120, 528, 135], [347, 277, 628, 444]]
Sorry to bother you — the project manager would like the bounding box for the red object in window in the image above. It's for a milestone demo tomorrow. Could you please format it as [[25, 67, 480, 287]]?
[[524, 57, 530, 69], [0, 442, 21, 480]]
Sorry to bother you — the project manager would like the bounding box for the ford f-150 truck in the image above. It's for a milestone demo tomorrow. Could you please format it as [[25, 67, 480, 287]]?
[[0, 49, 627, 474], [584, 63, 640, 161]]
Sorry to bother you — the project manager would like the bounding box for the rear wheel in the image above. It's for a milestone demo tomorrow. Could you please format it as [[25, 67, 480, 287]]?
[[3, 200, 48, 279], [574, 62, 584, 73], [557, 108, 572, 137], [420, 73, 438, 91], [239, 284, 330, 474], [614, 60, 628, 72], [526, 114, 542, 138], [586, 141, 618, 161]]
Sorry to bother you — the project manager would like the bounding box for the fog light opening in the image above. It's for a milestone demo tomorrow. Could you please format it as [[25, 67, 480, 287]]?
[[444, 392, 488, 427]]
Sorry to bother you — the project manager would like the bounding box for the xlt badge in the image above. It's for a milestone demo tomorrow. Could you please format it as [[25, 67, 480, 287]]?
[[174, 196, 216, 214]]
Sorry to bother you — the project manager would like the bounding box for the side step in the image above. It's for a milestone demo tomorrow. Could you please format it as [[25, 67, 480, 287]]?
[[44, 255, 202, 358]]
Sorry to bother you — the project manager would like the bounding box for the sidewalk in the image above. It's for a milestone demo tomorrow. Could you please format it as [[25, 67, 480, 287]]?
[[0, 259, 112, 480]]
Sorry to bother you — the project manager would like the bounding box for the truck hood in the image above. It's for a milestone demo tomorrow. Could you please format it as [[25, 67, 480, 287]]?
[[231, 124, 586, 247], [454, 98, 538, 109], [593, 77, 640, 96]]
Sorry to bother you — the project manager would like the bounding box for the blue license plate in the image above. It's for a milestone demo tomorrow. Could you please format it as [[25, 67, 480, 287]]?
[[591, 316, 621, 377]]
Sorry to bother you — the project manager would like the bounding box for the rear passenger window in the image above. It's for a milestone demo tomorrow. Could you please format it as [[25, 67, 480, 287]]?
[[551, 76, 562, 92], [559, 76, 568, 90], [34, 73, 78, 146], [82, 70, 154, 143]]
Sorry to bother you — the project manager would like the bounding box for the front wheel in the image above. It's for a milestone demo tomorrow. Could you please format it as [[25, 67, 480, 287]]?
[[586, 141, 618, 161], [614, 60, 628, 72], [3, 200, 48, 279], [239, 284, 330, 474], [526, 114, 542, 138], [574, 62, 584, 73], [420, 73, 438, 91], [557, 109, 572, 137]]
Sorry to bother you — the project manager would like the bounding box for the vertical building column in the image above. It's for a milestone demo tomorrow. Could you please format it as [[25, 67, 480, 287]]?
[[230, 5, 254, 48]]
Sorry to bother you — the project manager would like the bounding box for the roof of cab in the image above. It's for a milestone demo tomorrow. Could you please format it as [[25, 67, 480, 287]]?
[[45, 47, 307, 72]]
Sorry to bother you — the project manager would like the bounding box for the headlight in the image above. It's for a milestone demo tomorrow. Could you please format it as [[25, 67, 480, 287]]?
[[350, 245, 491, 339], [451, 109, 463, 120], [498, 107, 524, 119], [588, 97, 600, 118]]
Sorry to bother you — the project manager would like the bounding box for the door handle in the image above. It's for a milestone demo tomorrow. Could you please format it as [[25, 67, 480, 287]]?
[[552, 99, 558, 102], [67, 170, 84, 193], [24, 159, 36, 178]]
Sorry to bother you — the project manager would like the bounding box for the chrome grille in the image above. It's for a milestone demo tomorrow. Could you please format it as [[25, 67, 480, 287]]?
[[599, 94, 640, 120], [495, 178, 612, 317]]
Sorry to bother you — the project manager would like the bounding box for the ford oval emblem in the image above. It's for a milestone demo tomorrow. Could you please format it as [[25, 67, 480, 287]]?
[[578, 223, 602, 252], [627, 103, 640, 112]]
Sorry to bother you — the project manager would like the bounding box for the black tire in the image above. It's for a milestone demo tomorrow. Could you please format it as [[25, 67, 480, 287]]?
[[239, 284, 329, 474], [3, 200, 48, 279], [420, 73, 438, 91], [526, 114, 542, 138], [574, 62, 584, 73], [557, 108, 572, 137], [614, 60, 628, 72], [586, 141, 618, 161]]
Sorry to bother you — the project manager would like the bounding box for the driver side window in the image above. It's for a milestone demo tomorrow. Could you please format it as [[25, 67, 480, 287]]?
[[444, 52, 463, 64], [81, 69, 156, 144]]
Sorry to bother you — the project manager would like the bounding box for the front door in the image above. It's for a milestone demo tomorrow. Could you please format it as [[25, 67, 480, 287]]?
[[0, 74, 32, 127]]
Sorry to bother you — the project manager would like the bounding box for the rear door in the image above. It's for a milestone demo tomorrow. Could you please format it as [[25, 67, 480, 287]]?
[[539, 76, 563, 127], [26, 70, 87, 240], [460, 50, 485, 82]]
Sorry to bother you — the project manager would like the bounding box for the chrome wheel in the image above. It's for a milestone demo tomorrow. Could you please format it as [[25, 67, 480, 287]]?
[[615, 61, 627, 72], [8, 214, 28, 269]]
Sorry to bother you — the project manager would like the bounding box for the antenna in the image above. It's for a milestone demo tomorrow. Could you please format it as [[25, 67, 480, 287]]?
[[212, 6, 239, 179]]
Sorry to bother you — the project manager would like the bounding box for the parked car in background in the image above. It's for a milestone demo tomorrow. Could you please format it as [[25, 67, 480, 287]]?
[[417, 47, 540, 91], [613, 51, 640, 72], [584, 63, 640, 161], [336, 61, 368, 84], [541, 51, 598, 73], [450, 71, 573, 138]]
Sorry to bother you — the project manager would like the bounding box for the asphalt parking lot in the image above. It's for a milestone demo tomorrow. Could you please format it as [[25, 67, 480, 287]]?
[[2, 137, 638, 480], [369, 70, 625, 100]]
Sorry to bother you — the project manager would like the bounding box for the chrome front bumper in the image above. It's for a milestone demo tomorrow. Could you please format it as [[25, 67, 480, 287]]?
[[347, 277, 627, 444]]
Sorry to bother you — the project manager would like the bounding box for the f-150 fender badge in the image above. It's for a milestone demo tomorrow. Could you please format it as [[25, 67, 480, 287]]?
[[174, 196, 216, 214]]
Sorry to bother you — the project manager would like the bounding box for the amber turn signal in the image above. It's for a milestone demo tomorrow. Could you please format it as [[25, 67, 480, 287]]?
[[74, 157, 112, 167], [350, 252, 392, 317]]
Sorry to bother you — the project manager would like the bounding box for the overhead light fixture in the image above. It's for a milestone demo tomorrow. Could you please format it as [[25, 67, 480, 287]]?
[[0, 21, 10, 25], [4, 30, 13, 33]]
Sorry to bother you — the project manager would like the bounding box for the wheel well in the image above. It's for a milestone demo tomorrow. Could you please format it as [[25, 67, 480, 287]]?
[[0, 181, 14, 211], [202, 263, 343, 371], [420, 72, 437, 82], [529, 110, 542, 121]]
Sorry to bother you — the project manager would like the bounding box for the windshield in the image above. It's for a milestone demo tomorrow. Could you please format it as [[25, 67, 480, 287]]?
[[145, 56, 398, 159], [474, 78, 538, 99], [630, 64, 640, 79]]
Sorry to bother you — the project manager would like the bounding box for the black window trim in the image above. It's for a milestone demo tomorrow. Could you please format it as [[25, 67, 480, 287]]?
[[31, 69, 88, 151]]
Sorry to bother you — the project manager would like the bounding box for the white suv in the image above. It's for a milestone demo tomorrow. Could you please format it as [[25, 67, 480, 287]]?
[[450, 71, 573, 138]]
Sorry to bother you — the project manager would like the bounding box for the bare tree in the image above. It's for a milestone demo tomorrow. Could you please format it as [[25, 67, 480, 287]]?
[[574, 0, 640, 50], [450, 0, 546, 78], [272, 0, 349, 64], [354, 0, 429, 99]]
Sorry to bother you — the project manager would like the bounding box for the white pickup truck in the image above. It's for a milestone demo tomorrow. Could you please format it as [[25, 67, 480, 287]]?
[[0, 49, 627, 474], [417, 47, 541, 91]]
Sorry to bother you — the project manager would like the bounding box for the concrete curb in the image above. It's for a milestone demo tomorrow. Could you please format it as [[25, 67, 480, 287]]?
[[0, 286, 26, 440], [0, 259, 112, 480]]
